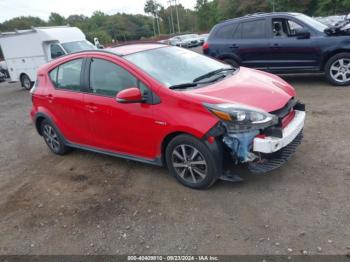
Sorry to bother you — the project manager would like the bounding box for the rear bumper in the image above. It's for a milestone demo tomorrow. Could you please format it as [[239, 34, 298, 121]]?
[[253, 110, 305, 154]]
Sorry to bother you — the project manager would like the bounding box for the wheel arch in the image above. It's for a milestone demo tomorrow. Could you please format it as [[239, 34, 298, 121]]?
[[216, 53, 241, 64], [322, 49, 350, 71], [34, 112, 57, 136], [160, 131, 188, 166], [160, 128, 224, 169]]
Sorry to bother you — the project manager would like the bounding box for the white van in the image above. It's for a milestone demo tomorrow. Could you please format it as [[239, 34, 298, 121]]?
[[0, 26, 96, 89]]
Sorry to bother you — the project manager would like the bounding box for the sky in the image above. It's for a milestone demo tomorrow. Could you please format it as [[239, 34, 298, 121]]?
[[0, 0, 197, 23]]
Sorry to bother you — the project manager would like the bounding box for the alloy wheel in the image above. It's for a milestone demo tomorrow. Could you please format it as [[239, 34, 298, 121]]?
[[43, 124, 61, 152], [329, 58, 350, 84], [171, 144, 208, 184]]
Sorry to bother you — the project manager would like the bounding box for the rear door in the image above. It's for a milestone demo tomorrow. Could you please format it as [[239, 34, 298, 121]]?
[[46, 58, 90, 145], [266, 16, 321, 71], [208, 22, 239, 61], [234, 18, 271, 69]]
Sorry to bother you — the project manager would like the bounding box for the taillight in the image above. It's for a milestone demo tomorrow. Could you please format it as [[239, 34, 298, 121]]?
[[203, 42, 209, 50]]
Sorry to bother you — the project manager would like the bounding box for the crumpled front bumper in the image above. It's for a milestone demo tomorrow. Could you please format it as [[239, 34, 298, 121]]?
[[253, 110, 305, 154]]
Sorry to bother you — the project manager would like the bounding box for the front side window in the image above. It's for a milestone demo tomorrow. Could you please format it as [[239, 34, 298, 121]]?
[[288, 20, 304, 36], [242, 19, 266, 39], [272, 18, 305, 37], [50, 44, 65, 59], [49, 59, 83, 91], [89, 58, 137, 97]]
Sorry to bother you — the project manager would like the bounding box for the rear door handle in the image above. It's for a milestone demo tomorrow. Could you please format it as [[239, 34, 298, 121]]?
[[47, 94, 54, 103], [86, 103, 98, 112], [229, 44, 239, 49], [270, 43, 281, 48]]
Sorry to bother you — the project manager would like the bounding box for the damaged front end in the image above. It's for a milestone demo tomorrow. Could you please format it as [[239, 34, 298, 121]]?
[[324, 18, 350, 36], [204, 99, 306, 178]]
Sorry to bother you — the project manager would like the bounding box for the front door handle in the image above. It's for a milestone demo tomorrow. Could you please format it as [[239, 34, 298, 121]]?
[[86, 103, 98, 112]]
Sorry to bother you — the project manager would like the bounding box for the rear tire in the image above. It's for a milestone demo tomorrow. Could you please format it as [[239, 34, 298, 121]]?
[[325, 53, 350, 86], [41, 119, 70, 155], [224, 58, 239, 69], [165, 134, 220, 189], [21, 74, 33, 90]]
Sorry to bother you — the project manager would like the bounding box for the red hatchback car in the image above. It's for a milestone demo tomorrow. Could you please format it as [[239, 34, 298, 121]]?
[[30, 44, 305, 189]]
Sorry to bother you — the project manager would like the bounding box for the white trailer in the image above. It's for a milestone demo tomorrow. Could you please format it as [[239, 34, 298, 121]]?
[[0, 26, 95, 89]]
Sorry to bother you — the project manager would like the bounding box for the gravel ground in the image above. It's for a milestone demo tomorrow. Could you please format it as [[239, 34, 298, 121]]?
[[0, 72, 349, 255]]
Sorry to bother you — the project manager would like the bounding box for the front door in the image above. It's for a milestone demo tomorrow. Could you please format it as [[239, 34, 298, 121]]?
[[83, 57, 157, 159], [267, 17, 321, 71]]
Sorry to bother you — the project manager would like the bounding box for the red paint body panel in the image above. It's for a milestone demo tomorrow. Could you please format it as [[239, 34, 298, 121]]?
[[185, 67, 295, 112], [31, 45, 297, 163], [282, 110, 296, 129]]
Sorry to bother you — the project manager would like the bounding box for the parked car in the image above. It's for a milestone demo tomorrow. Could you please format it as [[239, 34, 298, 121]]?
[[169, 34, 201, 48], [0, 26, 95, 90], [204, 12, 350, 86], [0, 60, 9, 78], [199, 33, 209, 44], [31, 44, 305, 189], [0, 71, 5, 82]]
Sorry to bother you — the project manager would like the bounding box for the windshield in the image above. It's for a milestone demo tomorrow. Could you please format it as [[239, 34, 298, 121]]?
[[296, 14, 328, 32], [61, 40, 96, 54], [124, 46, 231, 87]]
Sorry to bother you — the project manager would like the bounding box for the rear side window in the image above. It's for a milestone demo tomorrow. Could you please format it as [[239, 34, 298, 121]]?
[[89, 58, 137, 97], [242, 19, 266, 39], [215, 23, 237, 39], [49, 59, 83, 91]]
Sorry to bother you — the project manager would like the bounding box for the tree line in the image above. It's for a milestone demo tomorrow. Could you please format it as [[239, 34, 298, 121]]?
[[0, 0, 349, 45]]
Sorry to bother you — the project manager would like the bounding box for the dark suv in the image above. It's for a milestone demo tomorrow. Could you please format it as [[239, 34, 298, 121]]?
[[203, 12, 350, 86]]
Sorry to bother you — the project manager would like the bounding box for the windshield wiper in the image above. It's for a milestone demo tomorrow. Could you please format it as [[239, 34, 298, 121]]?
[[169, 75, 227, 90], [193, 68, 235, 83], [169, 82, 198, 90]]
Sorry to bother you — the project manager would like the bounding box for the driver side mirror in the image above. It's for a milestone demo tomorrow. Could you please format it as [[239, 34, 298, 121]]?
[[295, 28, 310, 39], [116, 87, 144, 103]]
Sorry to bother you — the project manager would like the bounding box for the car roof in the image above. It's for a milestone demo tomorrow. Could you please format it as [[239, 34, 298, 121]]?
[[107, 43, 167, 56], [219, 12, 301, 25]]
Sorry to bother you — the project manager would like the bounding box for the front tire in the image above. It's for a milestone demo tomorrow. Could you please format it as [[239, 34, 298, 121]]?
[[21, 74, 33, 90], [165, 134, 220, 189], [325, 53, 350, 86], [41, 119, 70, 155]]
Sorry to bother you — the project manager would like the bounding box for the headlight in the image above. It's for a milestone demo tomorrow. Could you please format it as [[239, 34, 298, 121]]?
[[204, 103, 278, 132]]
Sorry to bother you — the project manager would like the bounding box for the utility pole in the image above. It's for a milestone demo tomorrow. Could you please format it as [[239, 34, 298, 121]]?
[[152, 17, 156, 37], [173, 0, 181, 33], [156, 11, 161, 36], [168, 0, 175, 34]]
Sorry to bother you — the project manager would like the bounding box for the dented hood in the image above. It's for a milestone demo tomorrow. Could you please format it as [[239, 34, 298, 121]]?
[[185, 67, 296, 112]]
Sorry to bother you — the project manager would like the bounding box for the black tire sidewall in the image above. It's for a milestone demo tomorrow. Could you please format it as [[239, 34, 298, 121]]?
[[41, 119, 68, 155], [325, 53, 350, 86], [165, 134, 220, 189], [21, 74, 33, 90]]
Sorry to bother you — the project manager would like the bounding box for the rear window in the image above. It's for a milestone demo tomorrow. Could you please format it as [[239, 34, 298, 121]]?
[[215, 23, 237, 39], [49, 59, 83, 91], [242, 19, 266, 39]]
